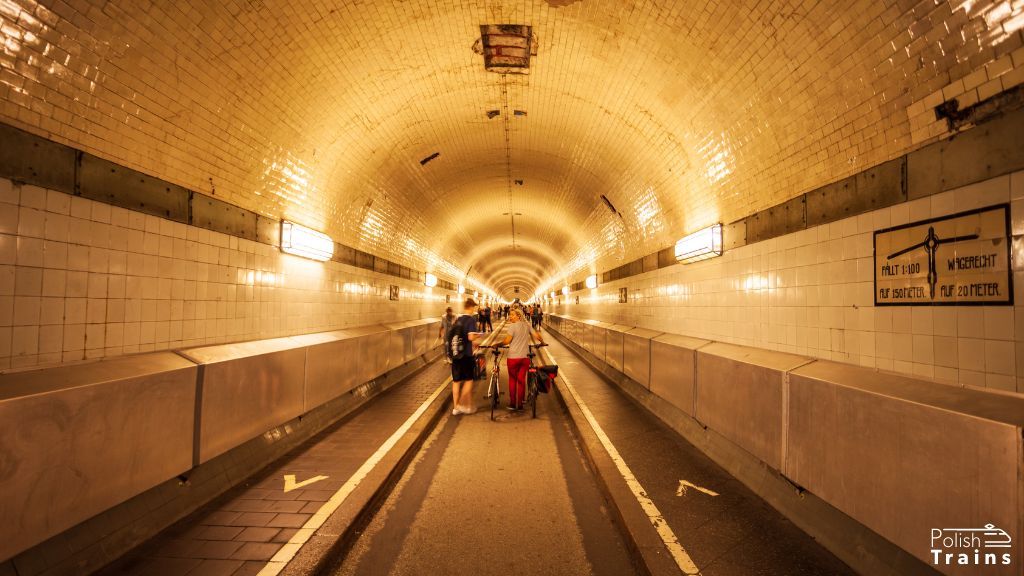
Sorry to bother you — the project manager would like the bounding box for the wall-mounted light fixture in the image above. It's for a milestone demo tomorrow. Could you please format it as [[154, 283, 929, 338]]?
[[561, 285, 569, 296], [280, 220, 334, 261], [549, 291, 556, 299], [585, 275, 598, 289], [424, 273, 438, 287], [675, 223, 723, 264], [458, 284, 466, 294]]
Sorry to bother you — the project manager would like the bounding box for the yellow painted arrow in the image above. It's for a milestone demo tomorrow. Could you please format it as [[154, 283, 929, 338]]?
[[283, 474, 329, 493]]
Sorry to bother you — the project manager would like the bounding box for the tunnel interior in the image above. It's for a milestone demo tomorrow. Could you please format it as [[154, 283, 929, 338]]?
[[2, 1, 1024, 576]]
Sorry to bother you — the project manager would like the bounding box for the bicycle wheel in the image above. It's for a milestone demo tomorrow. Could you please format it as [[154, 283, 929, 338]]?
[[489, 372, 499, 420], [526, 372, 538, 418]]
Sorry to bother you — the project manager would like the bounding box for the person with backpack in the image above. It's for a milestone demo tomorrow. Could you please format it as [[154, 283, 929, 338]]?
[[532, 304, 542, 329], [500, 307, 544, 411], [439, 307, 456, 364], [447, 298, 484, 415]]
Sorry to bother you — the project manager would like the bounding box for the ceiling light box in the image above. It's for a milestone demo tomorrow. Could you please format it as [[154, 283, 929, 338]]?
[[675, 224, 723, 264], [280, 220, 334, 262]]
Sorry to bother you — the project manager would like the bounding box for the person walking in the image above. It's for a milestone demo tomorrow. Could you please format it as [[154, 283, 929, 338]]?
[[532, 304, 543, 329], [480, 303, 493, 332], [439, 306, 456, 364], [501, 308, 544, 411], [447, 298, 484, 415]]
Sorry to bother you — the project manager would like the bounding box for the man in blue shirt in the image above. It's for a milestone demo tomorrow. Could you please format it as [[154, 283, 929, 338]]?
[[448, 298, 484, 414]]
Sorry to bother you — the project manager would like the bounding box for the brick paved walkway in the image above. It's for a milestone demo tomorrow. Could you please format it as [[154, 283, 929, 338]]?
[[99, 362, 450, 576]]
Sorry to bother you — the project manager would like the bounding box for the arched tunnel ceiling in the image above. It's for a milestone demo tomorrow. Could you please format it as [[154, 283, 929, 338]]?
[[1, 0, 1021, 298]]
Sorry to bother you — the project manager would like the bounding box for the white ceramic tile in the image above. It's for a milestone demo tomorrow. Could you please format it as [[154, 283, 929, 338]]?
[[45, 190, 70, 215], [985, 339, 1015, 375], [11, 325, 39, 356], [39, 324, 63, 353], [14, 267, 42, 296], [68, 217, 91, 245], [17, 207, 45, 238], [986, 373, 1016, 391], [16, 237, 44, 267], [86, 299, 107, 324], [69, 196, 92, 220], [90, 202, 111, 224], [19, 186, 46, 211], [934, 336, 958, 368], [957, 308, 985, 338], [0, 267, 14, 297], [957, 337, 986, 371], [0, 234, 14, 266], [85, 324, 105, 349], [911, 307, 933, 335], [65, 298, 86, 325], [12, 296, 40, 327], [983, 307, 1013, 340], [0, 206, 17, 235], [89, 221, 110, 249], [0, 179, 17, 205], [87, 274, 107, 299], [43, 213, 69, 242]]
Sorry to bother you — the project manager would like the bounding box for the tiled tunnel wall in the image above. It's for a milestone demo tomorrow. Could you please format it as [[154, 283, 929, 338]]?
[[3, 1, 1024, 282], [0, 176, 451, 370], [554, 169, 1024, 394]]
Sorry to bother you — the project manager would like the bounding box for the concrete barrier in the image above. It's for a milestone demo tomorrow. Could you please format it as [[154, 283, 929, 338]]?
[[292, 331, 361, 412], [786, 361, 1024, 576], [649, 333, 710, 416], [345, 324, 391, 384], [603, 324, 633, 373], [622, 327, 660, 385], [695, 342, 810, 471], [383, 319, 435, 365], [0, 353, 198, 561], [0, 317, 446, 565], [580, 319, 596, 355], [546, 313, 1023, 575], [179, 337, 308, 464]]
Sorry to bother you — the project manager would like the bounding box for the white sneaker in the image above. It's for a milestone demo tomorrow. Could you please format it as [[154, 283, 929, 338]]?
[[452, 407, 464, 416], [463, 405, 477, 414]]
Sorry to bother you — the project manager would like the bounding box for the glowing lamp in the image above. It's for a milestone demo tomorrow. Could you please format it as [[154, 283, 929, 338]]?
[[561, 285, 569, 296], [424, 273, 438, 287], [674, 224, 723, 264], [585, 275, 598, 289], [280, 220, 333, 261], [458, 284, 465, 294]]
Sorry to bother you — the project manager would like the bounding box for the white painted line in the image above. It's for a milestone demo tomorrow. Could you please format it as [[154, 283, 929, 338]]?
[[677, 480, 719, 498], [256, 377, 451, 576], [556, 360, 701, 575]]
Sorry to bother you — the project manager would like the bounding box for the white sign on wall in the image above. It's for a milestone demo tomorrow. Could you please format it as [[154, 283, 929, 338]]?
[[873, 204, 1012, 306]]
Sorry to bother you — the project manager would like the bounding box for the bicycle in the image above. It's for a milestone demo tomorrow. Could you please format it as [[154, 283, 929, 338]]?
[[524, 342, 554, 419], [481, 344, 506, 421]]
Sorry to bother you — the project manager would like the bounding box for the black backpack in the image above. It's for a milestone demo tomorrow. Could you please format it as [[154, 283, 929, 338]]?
[[446, 316, 472, 360]]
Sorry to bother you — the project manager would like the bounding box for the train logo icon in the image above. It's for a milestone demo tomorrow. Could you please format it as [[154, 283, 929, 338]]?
[[930, 523, 1013, 567]]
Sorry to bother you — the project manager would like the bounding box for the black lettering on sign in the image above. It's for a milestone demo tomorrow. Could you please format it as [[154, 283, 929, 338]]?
[[873, 204, 1011, 306]]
